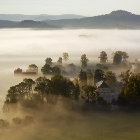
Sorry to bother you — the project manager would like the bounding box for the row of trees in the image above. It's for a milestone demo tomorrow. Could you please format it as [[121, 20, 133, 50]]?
[[3, 75, 81, 112], [5, 69, 114, 112], [41, 51, 129, 75], [80, 51, 129, 69]]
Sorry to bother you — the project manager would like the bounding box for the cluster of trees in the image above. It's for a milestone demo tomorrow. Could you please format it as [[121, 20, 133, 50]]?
[[112, 51, 129, 65], [3, 75, 80, 112], [41, 53, 69, 75], [41, 58, 61, 75], [79, 51, 129, 69], [118, 70, 140, 108], [98, 51, 129, 65]]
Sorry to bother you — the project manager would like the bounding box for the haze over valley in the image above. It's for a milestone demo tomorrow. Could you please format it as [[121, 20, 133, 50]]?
[[1, 1, 140, 138]]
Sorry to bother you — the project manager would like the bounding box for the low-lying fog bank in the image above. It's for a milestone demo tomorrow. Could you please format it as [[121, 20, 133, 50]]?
[[0, 29, 140, 60], [0, 29, 140, 101], [0, 29, 140, 140]]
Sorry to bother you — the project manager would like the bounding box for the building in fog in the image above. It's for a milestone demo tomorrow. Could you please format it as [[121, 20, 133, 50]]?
[[96, 81, 112, 103]]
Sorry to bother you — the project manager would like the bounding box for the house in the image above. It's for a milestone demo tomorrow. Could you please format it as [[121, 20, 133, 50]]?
[[96, 80, 112, 103], [14, 68, 22, 74]]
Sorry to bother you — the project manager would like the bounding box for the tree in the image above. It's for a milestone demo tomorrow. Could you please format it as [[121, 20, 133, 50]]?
[[80, 54, 89, 68], [94, 69, 105, 85], [118, 73, 140, 108], [82, 85, 98, 102], [122, 52, 129, 61], [119, 70, 131, 85], [52, 66, 61, 75], [99, 51, 108, 63], [57, 57, 62, 65], [79, 69, 87, 87], [87, 69, 94, 85], [112, 51, 129, 65], [73, 83, 80, 101], [105, 71, 117, 89], [112, 51, 122, 65], [45, 58, 53, 65], [63, 52, 69, 61], [41, 64, 52, 74], [28, 64, 38, 69], [51, 75, 77, 104], [35, 77, 52, 104]]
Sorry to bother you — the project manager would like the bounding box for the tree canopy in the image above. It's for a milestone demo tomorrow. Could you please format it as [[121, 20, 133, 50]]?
[[118, 71, 140, 108], [94, 69, 105, 85], [80, 54, 89, 68], [112, 51, 129, 65], [99, 51, 108, 63], [63, 52, 69, 61], [45, 58, 53, 65], [3, 75, 80, 112]]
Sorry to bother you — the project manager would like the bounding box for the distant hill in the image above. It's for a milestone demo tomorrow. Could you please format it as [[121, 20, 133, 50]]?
[[0, 20, 18, 28], [1, 10, 140, 29], [0, 20, 60, 29], [0, 14, 84, 21], [44, 10, 140, 29]]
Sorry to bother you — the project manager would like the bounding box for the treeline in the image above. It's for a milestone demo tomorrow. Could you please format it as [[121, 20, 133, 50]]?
[[40, 51, 130, 75], [3, 75, 80, 112]]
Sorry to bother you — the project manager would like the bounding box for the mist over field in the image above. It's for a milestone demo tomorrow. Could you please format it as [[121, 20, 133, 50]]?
[[0, 29, 140, 101], [1, 29, 140, 140], [0, 29, 140, 59]]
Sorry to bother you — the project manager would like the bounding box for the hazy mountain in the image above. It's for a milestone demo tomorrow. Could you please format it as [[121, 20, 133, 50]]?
[[0, 20, 59, 29], [1, 10, 140, 29], [0, 14, 84, 21], [0, 20, 18, 28], [44, 10, 140, 29]]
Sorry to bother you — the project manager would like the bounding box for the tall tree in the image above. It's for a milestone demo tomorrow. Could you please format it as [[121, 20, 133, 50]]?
[[79, 69, 87, 87], [52, 66, 61, 75], [99, 51, 108, 63], [105, 71, 117, 89], [80, 54, 89, 68], [41, 64, 52, 74], [82, 85, 98, 102], [57, 57, 62, 65], [87, 69, 94, 86], [94, 69, 105, 85], [122, 51, 129, 61], [118, 73, 140, 108], [45, 58, 53, 65], [63, 52, 69, 61], [112, 51, 129, 65]]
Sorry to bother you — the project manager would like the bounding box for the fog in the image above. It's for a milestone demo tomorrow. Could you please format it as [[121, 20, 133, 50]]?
[[0, 29, 140, 139], [1, 29, 140, 59], [0, 29, 140, 102]]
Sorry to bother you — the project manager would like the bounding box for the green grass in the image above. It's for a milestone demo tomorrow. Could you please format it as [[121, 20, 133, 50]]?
[[1, 111, 140, 140]]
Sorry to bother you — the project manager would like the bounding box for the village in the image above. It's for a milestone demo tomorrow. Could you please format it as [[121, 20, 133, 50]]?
[[13, 51, 140, 105]]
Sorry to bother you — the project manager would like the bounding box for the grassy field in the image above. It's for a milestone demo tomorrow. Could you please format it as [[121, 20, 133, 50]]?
[[1, 109, 140, 140]]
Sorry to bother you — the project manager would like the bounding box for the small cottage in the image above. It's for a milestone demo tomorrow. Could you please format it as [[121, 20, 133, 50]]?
[[96, 80, 112, 103]]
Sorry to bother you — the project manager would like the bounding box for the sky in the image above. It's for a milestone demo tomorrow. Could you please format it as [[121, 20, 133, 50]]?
[[0, 0, 140, 16]]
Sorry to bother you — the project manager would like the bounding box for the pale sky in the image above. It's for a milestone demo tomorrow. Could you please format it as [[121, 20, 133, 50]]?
[[0, 0, 140, 16]]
